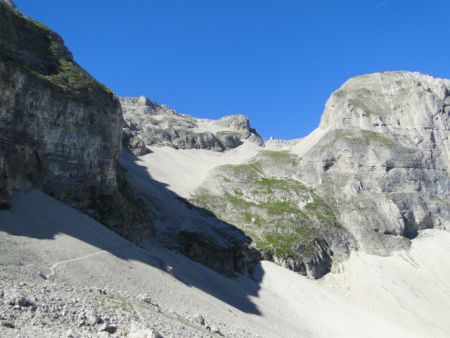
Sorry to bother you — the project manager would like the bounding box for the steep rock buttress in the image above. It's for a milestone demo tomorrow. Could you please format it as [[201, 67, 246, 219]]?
[[0, 1, 152, 240]]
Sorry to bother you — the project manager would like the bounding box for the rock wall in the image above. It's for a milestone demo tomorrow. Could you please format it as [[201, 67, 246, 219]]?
[[190, 150, 355, 279], [0, 1, 152, 240], [120, 96, 264, 154], [6, 0, 448, 279], [190, 72, 450, 278], [300, 72, 450, 254]]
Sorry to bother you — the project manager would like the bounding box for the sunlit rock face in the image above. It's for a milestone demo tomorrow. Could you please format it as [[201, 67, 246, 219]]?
[[189, 72, 450, 278], [321, 72, 450, 134], [301, 72, 450, 254], [120, 96, 264, 153]]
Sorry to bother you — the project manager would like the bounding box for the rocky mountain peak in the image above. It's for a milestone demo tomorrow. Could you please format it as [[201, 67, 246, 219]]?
[[121, 96, 264, 154], [217, 114, 250, 130], [320, 71, 450, 133], [188, 71, 450, 278], [120, 96, 173, 116], [137, 95, 150, 105]]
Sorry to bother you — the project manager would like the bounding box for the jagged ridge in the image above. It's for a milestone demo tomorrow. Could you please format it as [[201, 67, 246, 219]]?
[[120, 96, 264, 154]]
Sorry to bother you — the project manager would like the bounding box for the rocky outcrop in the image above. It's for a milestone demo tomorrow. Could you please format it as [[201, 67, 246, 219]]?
[[177, 229, 261, 277], [120, 96, 264, 153], [120, 97, 265, 275], [0, 1, 152, 240], [0, 1, 261, 277], [121, 150, 261, 277], [191, 150, 355, 279], [190, 72, 450, 278], [297, 72, 450, 255], [5, 0, 449, 282]]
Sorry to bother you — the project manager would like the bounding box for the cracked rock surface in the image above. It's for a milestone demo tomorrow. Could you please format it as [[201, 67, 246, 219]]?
[[120, 96, 264, 153]]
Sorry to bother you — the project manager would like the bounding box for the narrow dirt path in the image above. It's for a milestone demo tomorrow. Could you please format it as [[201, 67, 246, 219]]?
[[45, 250, 108, 279], [44, 245, 167, 280]]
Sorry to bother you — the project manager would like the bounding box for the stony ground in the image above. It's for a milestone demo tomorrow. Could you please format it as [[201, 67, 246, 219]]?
[[0, 266, 230, 338], [2, 191, 450, 338]]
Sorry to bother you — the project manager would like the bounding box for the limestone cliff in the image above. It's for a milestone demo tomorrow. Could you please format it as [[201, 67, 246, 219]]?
[[0, 1, 152, 240], [191, 151, 355, 278], [300, 72, 450, 254], [0, 1, 262, 277], [120, 96, 264, 154], [190, 71, 450, 278], [4, 0, 449, 280]]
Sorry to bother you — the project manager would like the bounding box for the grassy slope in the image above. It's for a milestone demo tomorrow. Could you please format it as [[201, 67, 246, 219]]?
[[191, 151, 343, 260]]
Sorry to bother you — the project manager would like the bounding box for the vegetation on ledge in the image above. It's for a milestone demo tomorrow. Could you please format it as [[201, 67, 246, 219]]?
[[191, 152, 343, 262]]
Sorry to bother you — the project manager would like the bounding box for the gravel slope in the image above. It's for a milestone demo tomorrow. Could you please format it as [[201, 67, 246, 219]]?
[[1, 191, 450, 337], [135, 142, 262, 198]]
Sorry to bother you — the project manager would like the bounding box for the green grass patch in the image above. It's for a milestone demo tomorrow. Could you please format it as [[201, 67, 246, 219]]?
[[257, 178, 291, 191], [233, 189, 243, 196], [329, 129, 396, 148], [224, 192, 256, 208], [305, 196, 338, 224], [262, 233, 297, 256], [263, 200, 301, 215], [255, 177, 308, 194], [334, 89, 346, 97], [255, 226, 316, 258], [359, 130, 396, 147], [44, 59, 94, 91], [230, 161, 263, 174], [258, 150, 299, 167], [27, 17, 52, 32]]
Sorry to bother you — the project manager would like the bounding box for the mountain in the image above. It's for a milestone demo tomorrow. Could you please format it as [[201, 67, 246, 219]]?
[[3, 191, 450, 337], [121, 96, 264, 155], [2, 0, 450, 336], [301, 72, 450, 249], [125, 72, 450, 278], [0, 0, 152, 241]]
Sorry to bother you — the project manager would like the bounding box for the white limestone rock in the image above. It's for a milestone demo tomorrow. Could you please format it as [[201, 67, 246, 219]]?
[[120, 96, 264, 152], [190, 71, 450, 277], [300, 71, 450, 254]]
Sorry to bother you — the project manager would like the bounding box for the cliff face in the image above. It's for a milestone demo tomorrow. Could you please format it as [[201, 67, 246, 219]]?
[[0, 1, 152, 240], [0, 1, 260, 276], [116, 71, 450, 278], [191, 151, 355, 278], [189, 72, 450, 278], [298, 72, 450, 254], [120, 96, 264, 155], [4, 0, 449, 280]]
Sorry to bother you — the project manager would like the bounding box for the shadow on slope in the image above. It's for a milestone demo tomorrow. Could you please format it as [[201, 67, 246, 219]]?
[[0, 190, 262, 315], [121, 151, 261, 274]]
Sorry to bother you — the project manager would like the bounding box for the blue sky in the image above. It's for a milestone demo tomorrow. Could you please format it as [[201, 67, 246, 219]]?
[[15, 0, 450, 139]]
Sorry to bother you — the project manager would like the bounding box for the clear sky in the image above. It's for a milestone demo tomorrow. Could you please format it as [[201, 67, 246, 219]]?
[[14, 0, 450, 139]]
